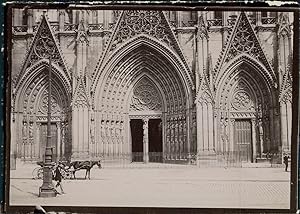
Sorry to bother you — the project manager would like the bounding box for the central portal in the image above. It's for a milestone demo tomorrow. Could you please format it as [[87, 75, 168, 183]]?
[[130, 118, 163, 163]]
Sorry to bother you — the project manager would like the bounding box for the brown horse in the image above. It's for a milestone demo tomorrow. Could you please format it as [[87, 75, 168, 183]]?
[[69, 160, 102, 179]]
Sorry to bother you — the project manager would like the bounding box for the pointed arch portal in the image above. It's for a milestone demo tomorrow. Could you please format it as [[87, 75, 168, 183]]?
[[12, 64, 71, 162], [215, 59, 279, 164], [93, 38, 193, 163]]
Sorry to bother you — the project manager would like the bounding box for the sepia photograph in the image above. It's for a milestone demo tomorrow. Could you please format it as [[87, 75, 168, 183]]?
[[7, 6, 296, 210]]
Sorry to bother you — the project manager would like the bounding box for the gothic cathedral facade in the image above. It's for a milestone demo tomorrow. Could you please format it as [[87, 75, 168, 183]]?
[[10, 9, 294, 166]]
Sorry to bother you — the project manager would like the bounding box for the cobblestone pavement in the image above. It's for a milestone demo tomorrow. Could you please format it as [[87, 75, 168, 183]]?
[[9, 163, 290, 209]]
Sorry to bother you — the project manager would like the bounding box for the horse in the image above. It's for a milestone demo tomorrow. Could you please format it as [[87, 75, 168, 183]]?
[[69, 160, 102, 180]]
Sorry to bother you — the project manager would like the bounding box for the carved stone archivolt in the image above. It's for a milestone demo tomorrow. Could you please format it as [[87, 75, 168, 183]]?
[[95, 47, 187, 116], [130, 78, 162, 112]]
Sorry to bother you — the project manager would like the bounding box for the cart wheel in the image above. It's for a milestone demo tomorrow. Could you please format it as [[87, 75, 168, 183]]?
[[64, 171, 72, 180], [32, 167, 41, 179], [37, 167, 44, 179]]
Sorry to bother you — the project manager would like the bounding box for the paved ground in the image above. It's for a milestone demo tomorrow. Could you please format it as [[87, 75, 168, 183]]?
[[9, 162, 290, 209]]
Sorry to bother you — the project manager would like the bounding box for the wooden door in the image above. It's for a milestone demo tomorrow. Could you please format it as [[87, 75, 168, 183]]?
[[234, 120, 253, 162]]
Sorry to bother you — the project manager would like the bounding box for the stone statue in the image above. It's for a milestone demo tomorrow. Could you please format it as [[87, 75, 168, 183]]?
[[120, 121, 124, 145], [29, 122, 34, 140], [143, 119, 148, 143], [106, 121, 110, 142], [115, 121, 119, 144], [22, 121, 27, 141], [90, 118, 95, 144], [258, 119, 264, 135]]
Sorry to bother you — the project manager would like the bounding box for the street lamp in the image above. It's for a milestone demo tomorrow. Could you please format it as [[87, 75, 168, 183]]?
[[37, 19, 56, 197]]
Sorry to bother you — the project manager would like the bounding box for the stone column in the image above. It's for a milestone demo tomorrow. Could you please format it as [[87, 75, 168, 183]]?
[[100, 119, 105, 157], [72, 108, 79, 158], [187, 108, 192, 163], [56, 122, 61, 160], [287, 102, 292, 151], [256, 11, 262, 26], [258, 118, 264, 157], [229, 119, 235, 152], [143, 118, 149, 163], [251, 118, 257, 162], [61, 122, 65, 159], [127, 116, 131, 162], [105, 120, 110, 157], [208, 103, 214, 151], [35, 122, 41, 159], [90, 113, 95, 157], [22, 120, 28, 159], [203, 103, 208, 151], [27, 9, 33, 33], [11, 117, 17, 169], [59, 10, 65, 32]]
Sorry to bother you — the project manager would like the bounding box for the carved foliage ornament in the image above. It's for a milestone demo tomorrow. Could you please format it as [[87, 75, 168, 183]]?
[[130, 78, 162, 111], [112, 10, 174, 50]]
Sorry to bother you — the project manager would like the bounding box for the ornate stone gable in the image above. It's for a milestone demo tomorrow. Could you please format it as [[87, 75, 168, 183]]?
[[130, 77, 162, 112], [213, 12, 276, 88], [279, 68, 292, 103], [111, 10, 177, 51], [16, 14, 70, 88], [72, 77, 89, 108], [93, 10, 192, 87]]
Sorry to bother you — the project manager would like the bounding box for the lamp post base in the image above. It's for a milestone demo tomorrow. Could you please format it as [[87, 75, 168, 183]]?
[[39, 164, 56, 198], [39, 186, 56, 197]]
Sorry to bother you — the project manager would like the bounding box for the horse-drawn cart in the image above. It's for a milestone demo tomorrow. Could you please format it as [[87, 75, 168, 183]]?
[[32, 159, 102, 180], [32, 161, 72, 180]]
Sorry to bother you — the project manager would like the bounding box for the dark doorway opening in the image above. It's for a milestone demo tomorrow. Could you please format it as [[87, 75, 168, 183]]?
[[149, 119, 163, 162], [130, 119, 143, 162]]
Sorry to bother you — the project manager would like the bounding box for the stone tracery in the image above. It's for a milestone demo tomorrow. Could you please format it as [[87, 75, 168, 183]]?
[[112, 11, 174, 50], [130, 78, 162, 112]]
